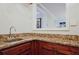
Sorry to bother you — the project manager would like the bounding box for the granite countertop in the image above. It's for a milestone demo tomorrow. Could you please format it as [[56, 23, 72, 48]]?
[[0, 36, 79, 50], [33, 37, 79, 47]]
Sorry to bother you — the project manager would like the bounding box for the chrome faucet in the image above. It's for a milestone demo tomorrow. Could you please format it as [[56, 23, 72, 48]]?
[[9, 26, 16, 38]]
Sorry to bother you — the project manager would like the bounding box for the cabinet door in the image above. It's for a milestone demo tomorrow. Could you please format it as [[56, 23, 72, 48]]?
[[39, 41, 56, 55], [39, 41, 79, 55], [69, 46, 79, 55], [31, 40, 40, 55], [20, 50, 32, 55], [54, 44, 73, 55], [0, 42, 31, 55], [53, 43, 79, 55]]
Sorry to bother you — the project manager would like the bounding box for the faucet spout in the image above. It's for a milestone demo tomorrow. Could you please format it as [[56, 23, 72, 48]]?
[[9, 26, 16, 38]]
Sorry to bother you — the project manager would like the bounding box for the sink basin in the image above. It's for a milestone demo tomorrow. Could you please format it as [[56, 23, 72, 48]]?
[[4, 38, 23, 42]]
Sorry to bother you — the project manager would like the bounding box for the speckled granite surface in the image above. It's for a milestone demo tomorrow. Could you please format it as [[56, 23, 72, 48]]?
[[0, 33, 79, 50]]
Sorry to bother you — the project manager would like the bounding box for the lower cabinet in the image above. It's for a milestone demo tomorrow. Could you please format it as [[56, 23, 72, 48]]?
[[39, 41, 57, 55], [0, 40, 79, 55], [0, 41, 32, 55], [38, 40, 79, 55], [31, 40, 40, 55]]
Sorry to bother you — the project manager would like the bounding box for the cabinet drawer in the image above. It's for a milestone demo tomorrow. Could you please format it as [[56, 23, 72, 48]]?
[[1, 42, 31, 55]]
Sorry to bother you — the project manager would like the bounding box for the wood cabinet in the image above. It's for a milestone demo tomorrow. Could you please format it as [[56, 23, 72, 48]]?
[[0, 41, 32, 55], [0, 40, 79, 55], [38, 40, 79, 55], [39, 41, 56, 55], [31, 40, 40, 55], [31, 40, 79, 55]]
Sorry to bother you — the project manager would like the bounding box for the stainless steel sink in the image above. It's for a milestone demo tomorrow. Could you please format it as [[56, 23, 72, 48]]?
[[4, 38, 23, 42]]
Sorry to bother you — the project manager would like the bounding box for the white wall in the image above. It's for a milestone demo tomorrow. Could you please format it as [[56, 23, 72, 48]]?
[[0, 3, 33, 34], [42, 3, 67, 29], [33, 3, 79, 35], [0, 3, 79, 35], [42, 3, 66, 17]]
